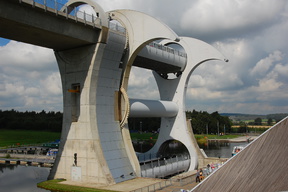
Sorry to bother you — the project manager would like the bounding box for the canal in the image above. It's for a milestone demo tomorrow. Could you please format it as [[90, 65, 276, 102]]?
[[200, 140, 249, 158], [0, 164, 51, 192], [0, 140, 248, 191]]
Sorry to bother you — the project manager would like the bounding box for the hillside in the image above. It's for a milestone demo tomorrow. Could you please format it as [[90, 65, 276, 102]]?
[[221, 113, 288, 122]]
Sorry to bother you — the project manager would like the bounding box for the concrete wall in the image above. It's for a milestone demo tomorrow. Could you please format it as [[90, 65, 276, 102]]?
[[49, 29, 135, 184]]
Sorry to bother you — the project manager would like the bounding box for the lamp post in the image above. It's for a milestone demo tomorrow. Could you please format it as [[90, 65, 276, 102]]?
[[217, 121, 219, 136]]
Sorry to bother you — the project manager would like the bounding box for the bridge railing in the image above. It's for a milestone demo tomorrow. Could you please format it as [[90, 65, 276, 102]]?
[[19, 0, 126, 34], [130, 179, 173, 192], [140, 154, 190, 171], [109, 22, 126, 34], [149, 42, 187, 58], [137, 152, 159, 162], [20, 0, 99, 26]]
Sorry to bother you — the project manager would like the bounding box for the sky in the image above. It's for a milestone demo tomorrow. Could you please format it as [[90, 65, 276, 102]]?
[[0, 0, 288, 115]]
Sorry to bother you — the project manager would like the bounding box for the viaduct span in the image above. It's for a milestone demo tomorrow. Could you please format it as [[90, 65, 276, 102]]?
[[0, 0, 227, 185]]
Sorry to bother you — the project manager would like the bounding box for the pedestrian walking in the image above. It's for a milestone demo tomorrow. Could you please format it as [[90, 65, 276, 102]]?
[[196, 169, 200, 183]]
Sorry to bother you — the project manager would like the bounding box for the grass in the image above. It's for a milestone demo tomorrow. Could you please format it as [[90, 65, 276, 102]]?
[[205, 134, 240, 139], [130, 132, 158, 140], [131, 133, 242, 146], [194, 134, 240, 144], [0, 130, 242, 148], [194, 134, 240, 140], [130, 132, 241, 141], [37, 179, 118, 192], [0, 129, 60, 148]]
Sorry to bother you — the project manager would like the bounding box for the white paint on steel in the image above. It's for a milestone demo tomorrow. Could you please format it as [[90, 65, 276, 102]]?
[[138, 43, 187, 72], [144, 38, 227, 171], [63, 0, 109, 27], [129, 99, 178, 118]]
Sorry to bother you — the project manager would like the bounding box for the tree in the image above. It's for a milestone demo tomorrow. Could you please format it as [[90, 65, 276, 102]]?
[[0, 109, 63, 132], [254, 118, 262, 125], [186, 110, 232, 134], [267, 118, 273, 125], [238, 121, 247, 133]]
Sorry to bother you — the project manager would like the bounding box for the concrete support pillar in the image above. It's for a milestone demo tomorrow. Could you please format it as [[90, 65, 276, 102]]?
[[48, 30, 136, 184], [142, 37, 227, 172], [150, 73, 199, 171]]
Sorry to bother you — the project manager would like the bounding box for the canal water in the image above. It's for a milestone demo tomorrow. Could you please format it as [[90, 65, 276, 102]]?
[[0, 164, 51, 192], [0, 141, 248, 191], [199, 141, 249, 158]]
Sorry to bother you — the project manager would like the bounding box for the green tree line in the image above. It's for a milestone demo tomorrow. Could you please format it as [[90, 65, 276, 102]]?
[[0, 109, 62, 132], [1, 109, 232, 134], [128, 110, 233, 134], [187, 110, 232, 134]]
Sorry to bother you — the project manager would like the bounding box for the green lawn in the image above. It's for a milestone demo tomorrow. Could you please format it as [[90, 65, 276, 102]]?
[[0, 130, 241, 149], [130, 132, 158, 140], [130, 132, 240, 140], [195, 134, 240, 140], [0, 130, 60, 148], [38, 179, 118, 192], [194, 134, 240, 144]]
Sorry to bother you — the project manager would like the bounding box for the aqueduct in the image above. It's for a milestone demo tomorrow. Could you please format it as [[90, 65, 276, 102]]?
[[0, 0, 227, 185]]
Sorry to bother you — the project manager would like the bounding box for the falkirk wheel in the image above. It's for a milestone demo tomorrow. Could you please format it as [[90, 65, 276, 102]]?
[[48, 0, 228, 185]]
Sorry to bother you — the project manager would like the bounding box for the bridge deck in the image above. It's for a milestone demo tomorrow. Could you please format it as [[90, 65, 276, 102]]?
[[0, 0, 101, 51]]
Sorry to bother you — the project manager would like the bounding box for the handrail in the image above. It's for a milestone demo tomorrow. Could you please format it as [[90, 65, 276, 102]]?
[[19, 0, 184, 57], [18, 0, 126, 33], [149, 42, 187, 58], [19, 0, 98, 26], [130, 179, 173, 192]]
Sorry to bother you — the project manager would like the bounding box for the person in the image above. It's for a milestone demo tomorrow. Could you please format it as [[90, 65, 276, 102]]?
[[207, 164, 210, 174], [199, 168, 204, 180], [195, 169, 200, 183]]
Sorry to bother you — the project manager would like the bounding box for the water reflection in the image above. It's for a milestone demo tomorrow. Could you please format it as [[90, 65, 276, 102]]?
[[199, 141, 249, 158], [0, 164, 51, 192], [0, 141, 247, 191], [133, 140, 154, 153], [133, 140, 248, 159]]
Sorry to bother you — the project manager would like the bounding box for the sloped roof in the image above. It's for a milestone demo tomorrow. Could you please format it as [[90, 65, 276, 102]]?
[[192, 117, 288, 192]]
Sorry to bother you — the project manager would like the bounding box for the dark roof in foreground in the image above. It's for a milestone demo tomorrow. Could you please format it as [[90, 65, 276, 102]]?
[[192, 116, 288, 192]]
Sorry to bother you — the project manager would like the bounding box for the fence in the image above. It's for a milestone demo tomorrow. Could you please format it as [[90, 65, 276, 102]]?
[[149, 42, 187, 58], [130, 179, 173, 192], [140, 154, 190, 179], [19, 0, 126, 33]]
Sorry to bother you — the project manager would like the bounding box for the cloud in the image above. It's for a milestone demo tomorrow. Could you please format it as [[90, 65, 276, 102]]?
[[128, 68, 159, 99], [250, 50, 283, 77], [0, 41, 62, 111], [180, 0, 286, 41], [274, 63, 288, 78], [0, 41, 55, 71], [40, 72, 62, 95], [1, 0, 288, 115]]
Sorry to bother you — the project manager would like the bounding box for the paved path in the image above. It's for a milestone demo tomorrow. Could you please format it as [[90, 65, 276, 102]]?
[[154, 171, 199, 192], [62, 177, 166, 192], [62, 171, 200, 192], [155, 181, 198, 192]]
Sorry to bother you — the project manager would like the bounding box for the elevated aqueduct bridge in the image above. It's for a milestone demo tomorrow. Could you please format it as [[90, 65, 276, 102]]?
[[0, 0, 227, 185]]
